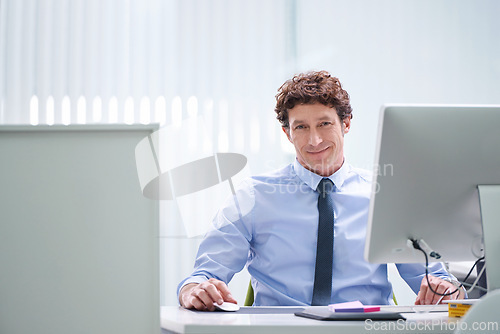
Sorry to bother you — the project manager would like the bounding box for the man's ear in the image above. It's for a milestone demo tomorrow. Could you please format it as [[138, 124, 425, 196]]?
[[282, 127, 292, 142], [342, 116, 352, 135]]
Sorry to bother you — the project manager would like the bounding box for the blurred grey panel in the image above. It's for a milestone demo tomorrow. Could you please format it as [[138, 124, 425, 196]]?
[[0, 124, 159, 334]]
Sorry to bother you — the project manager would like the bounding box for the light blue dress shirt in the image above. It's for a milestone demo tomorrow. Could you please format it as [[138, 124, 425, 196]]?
[[178, 159, 451, 306]]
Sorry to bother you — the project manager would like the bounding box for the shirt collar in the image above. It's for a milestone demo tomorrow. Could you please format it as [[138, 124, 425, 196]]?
[[293, 158, 349, 191]]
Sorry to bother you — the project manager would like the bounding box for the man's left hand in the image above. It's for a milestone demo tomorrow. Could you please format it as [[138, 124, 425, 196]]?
[[415, 275, 465, 305]]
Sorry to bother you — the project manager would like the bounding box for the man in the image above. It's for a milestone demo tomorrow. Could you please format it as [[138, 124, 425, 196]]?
[[178, 70, 464, 311]]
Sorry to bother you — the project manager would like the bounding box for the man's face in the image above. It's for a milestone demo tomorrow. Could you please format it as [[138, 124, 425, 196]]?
[[284, 103, 351, 177]]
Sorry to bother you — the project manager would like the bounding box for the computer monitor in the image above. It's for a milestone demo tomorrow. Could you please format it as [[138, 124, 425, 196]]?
[[364, 104, 500, 291]]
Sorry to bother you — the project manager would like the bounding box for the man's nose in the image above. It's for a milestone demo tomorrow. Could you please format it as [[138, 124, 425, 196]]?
[[308, 129, 322, 146]]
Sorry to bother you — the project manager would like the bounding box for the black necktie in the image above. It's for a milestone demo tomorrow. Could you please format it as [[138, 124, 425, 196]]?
[[311, 178, 334, 306]]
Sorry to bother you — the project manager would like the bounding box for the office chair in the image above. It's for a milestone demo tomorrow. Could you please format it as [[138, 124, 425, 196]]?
[[244, 281, 397, 306], [244, 281, 254, 306]]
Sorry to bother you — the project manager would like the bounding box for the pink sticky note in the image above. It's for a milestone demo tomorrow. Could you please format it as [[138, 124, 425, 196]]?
[[328, 300, 380, 313], [328, 301, 364, 313], [363, 306, 381, 313]]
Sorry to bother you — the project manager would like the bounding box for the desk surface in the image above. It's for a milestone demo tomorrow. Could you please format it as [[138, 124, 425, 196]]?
[[161, 306, 459, 334]]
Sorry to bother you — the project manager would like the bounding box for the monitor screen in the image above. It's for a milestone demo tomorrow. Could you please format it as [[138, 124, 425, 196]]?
[[365, 105, 500, 282]]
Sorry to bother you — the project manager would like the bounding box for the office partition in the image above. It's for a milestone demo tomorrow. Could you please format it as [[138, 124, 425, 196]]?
[[0, 124, 159, 334]]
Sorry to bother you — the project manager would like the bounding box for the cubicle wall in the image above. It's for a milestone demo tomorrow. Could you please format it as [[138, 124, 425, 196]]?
[[0, 125, 160, 334]]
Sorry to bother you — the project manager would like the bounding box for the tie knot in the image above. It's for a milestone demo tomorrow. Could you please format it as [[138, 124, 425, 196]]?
[[317, 178, 334, 196]]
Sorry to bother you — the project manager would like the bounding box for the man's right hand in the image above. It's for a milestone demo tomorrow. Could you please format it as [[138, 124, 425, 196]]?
[[179, 278, 238, 311]]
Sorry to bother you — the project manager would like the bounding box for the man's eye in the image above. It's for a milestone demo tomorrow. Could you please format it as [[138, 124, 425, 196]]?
[[320, 122, 331, 126], [295, 125, 305, 130]]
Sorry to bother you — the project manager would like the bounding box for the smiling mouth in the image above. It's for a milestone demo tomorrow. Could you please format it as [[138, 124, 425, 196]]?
[[307, 147, 330, 155]]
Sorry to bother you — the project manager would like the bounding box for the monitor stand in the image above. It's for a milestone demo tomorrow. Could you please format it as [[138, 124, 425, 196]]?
[[477, 185, 500, 292]]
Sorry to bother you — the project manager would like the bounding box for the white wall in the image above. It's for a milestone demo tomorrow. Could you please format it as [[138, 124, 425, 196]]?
[[293, 0, 500, 169]]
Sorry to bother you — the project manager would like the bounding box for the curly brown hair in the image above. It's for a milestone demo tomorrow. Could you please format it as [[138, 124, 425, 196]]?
[[275, 70, 353, 128]]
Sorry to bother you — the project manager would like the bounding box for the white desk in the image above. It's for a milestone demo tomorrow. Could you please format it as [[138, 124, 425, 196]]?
[[161, 306, 460, 334]]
